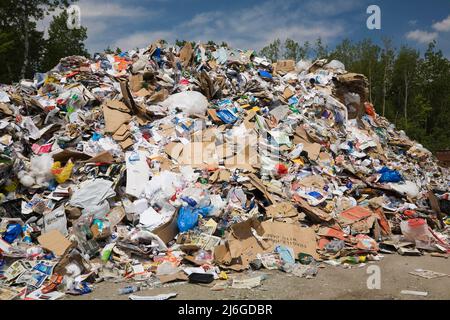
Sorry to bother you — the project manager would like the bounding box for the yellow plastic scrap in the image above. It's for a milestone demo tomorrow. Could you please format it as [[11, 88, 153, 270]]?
[[44, 75, 58, 84], [219, 271, 228, 280], [324, 201, 334, 213], [4, 179, 18, 192], [292, 158, 304, 166], [51, 159, 74, 183]]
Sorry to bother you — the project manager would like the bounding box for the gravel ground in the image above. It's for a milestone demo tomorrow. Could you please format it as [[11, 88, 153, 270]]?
[[64, 254, 450, 300]]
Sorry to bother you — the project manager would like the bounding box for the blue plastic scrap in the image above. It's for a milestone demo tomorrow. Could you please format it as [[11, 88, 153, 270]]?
[[2, 223, 22, 243], [258, 70, 273, 80], [177, 206, 213, 232], [377, 167, 403, 183]]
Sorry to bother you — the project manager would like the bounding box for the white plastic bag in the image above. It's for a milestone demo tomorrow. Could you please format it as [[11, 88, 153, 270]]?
[[160, 91, 209, 115], [324, 60, 345, 71]]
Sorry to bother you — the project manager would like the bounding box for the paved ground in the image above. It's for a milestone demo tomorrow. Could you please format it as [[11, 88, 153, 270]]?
[[65, 254, 450, 300]]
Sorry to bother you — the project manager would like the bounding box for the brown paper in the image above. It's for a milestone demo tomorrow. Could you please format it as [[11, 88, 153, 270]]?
[[129, 74, 143, 92], [52, 149, 91, 162], [37, 230, 72, 256], [83, 151, 114, 164], [179, 42, 194, 67], [266, 202, 298, 219], [102, 103, 131, 134]]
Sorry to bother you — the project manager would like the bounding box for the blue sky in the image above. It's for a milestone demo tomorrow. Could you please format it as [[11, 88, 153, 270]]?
[[39, 0, 450, 57]]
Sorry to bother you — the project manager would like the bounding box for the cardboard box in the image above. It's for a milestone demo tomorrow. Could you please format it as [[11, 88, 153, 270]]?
[[153, 210, 179, 244], [37, 230, 73, 257], [274, 60, 295, 73]]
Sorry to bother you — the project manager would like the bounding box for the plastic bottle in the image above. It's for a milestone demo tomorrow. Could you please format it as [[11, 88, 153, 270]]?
[[118, 285, 140, 295]]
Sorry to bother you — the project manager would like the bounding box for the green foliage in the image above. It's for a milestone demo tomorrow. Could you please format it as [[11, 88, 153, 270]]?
[[0, 0, 78, 82], [0, 32, 15, 54], [0, 23, 45, 83], [41, 10, 89, 71], [260, 38, 281, 62], [284, 38, 300, 60], [175, 39, 186, 47], [314, 37, 328, 59]]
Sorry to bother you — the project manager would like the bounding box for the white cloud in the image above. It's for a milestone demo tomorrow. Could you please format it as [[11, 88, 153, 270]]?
[[432, 15, 450, 32], [78, 1, 152, 18], [40, 0, 360, 53], [304, 0, 363, 17], [113, 30, 175, 49], [169, 0, 352, 51], [406, 29, 438, 44]]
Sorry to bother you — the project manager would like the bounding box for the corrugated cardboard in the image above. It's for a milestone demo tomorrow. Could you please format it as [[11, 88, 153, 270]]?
[[179, 142, 218, 168], [261, 221, 319, 259], [102, 102, 131, 134], [338, 206, 373, 226], [153, 211, 179, 244], [37, 230, 73, 256], [266, 202, 298, 218], [179, 42, 194, 67], [293, 195, 332, 222], [130, 74, 143, 92], [83, 151, 114, 164], [274, 60, 295, 73], [215, 218, 319, 268]]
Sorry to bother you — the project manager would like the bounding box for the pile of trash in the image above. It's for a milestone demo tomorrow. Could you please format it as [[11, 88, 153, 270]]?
[[0, 40, 449, 300]]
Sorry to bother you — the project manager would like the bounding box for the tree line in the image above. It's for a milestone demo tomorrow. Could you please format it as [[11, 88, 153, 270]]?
[[0, 0, 88, 84], [260, 37, 450, 152]]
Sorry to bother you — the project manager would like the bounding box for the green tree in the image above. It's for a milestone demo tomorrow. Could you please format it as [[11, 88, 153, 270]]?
[[298, 41, 311, 60], [380, 38, 395, 117], [313, 37, 328, 59], [41, 10, 89, 71], [0, 24, 44, 83], [419, 41, 450, 150], [175, 39, 186, 47], [104, 46, 114, 54], [284, 38, 300, 61], [0, 0, 72, 80], [0, 31, 14, 54], [329, 38, 356, 70], [260, 39, 281, 62], [392, 46, 420, 126]]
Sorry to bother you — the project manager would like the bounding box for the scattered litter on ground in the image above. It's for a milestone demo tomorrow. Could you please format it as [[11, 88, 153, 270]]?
[[400, 290, 429, 297]]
